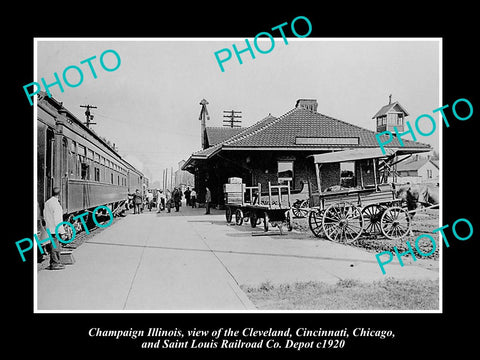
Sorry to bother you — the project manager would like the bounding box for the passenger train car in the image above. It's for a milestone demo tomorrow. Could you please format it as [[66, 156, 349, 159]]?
[[37, 92, 148, 232]]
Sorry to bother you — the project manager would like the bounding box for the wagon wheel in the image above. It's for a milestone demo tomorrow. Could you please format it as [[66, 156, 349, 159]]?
[[361, 204, 383, 236], [263, 212, 269, 232], [292, 200, 309, 218], [308, 209, 324, 238], [285, 209, 293, 231], [322, 202, 363, 243], [250, 212, 258, 228], [235, 209, 244, 226], [225, 206, 233, 223], [380, 206, 411, 240]]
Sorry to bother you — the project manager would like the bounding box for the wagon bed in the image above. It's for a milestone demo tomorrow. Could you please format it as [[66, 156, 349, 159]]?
[[307, 148, 412, 243], [224, 181, 294, 233]]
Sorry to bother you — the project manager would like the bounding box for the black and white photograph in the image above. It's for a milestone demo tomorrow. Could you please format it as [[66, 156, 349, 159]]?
[[8, 8, 478, 356], [32, 38, 442, 312]]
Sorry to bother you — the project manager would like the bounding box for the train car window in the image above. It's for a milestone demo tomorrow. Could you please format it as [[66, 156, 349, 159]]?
[[78, 144, 86, 157], [94, 153, 100, 163], [110, 173, 114, 184], [94, 167, 100, 181], [81, 163, 89, 180], [68, 140, 77, 178], [87, 149, 94, 160], [100, 156, 105, 165], [117, 175, 120, 185]]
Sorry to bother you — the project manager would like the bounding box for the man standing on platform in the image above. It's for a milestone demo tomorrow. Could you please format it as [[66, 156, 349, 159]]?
[[172, 187, 182, 212], [205, 187, 211, 215], [184, 187, 191, 207], [43, 187, 66, 270]]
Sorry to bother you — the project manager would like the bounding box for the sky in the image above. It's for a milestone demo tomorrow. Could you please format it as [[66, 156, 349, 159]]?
[[36, 38, 440, 184]]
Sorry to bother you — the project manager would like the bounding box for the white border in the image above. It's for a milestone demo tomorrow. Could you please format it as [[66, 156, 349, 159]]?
[[33, 37, 443, 314]]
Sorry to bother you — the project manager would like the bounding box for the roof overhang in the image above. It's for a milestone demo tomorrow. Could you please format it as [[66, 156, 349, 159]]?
[[310, 148, 397, 164]]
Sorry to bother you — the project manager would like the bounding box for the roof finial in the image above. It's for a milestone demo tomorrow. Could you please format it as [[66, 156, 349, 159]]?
[[389, 94, 392, 104]]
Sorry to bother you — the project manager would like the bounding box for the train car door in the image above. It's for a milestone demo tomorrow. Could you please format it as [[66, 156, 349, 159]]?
[[46, 129, 55, 202], [37, 123, 55, 211], [61, 137, 69, 212]]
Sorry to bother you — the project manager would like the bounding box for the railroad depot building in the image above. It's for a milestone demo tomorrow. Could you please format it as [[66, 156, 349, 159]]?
[[182, 99, 431, 207]]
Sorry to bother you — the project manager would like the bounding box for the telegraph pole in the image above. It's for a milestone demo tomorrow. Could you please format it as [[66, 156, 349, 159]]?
[[223, 110, 242, 128], [80, 104, 98, 128]]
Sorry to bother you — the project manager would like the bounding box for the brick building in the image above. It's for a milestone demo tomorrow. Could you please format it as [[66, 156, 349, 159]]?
[[182, 99, 431, 207]]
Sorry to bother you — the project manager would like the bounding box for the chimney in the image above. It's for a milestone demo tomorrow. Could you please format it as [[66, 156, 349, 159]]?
[[295, 99, 318, 112]]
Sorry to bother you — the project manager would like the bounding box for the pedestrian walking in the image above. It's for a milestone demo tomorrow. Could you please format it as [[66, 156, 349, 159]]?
[[134, 189, 142, 214], [190, 189, 197, 208], [146, 190, 154, 211], [157, 189, 165, 213], [173, 187, 182, 212], [153, 189, 158, 210], [165, 189, 172, 213], [43, 187, 66, 270], [205, 187, 211, 215], [184, 187, 191, 207]]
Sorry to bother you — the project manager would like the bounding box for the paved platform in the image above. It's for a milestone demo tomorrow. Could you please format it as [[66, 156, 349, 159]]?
[[36, 205, 439, 311]]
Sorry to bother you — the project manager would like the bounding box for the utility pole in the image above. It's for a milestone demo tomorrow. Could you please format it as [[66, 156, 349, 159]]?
[[80, 104, 98, 128], [223, 110, 242, 128]]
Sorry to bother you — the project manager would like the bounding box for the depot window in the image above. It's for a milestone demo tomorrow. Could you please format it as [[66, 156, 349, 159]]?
[[340, 161, 356, 188], [278, 161, 294, 185]]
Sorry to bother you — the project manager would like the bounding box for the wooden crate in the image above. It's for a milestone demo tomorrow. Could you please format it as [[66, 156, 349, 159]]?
[[223, 183, 245, 193], [224, 193, 244, 205]]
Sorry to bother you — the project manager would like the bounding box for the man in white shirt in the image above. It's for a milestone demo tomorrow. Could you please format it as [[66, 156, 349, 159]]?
[[157, 189, 165, 213], [43, 187, 66, 270]]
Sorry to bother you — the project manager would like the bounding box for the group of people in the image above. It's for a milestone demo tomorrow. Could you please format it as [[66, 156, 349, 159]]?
[[38, 185, 213, 271], [130, 186, 209, 214]]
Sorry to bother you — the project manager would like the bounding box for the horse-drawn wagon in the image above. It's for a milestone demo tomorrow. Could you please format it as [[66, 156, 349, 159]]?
[[306, 148, 416, 243]]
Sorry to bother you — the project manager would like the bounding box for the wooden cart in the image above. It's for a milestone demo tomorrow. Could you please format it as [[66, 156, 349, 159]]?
[[224, 181, 295, 233], [307, 148, 412, 243]]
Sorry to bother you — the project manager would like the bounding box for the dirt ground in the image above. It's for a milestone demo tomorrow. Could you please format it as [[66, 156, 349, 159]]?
[[292, 207, 440, 269]]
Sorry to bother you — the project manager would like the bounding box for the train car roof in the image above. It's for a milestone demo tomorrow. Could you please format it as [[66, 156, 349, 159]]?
[[37, 92, 145, 177]]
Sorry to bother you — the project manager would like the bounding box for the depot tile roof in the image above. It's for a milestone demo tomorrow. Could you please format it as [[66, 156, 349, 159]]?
[[205, 127, 244, 147], [187, 105, 430, 162]]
